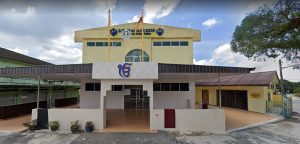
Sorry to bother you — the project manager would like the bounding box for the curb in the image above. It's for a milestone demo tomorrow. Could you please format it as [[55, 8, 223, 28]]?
[[227, 117, 284, 133]]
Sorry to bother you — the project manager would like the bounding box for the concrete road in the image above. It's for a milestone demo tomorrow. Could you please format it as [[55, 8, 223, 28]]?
[[0, 118, 299, 144], [177, 118, 300, 144], [291, 95, 300, 114]]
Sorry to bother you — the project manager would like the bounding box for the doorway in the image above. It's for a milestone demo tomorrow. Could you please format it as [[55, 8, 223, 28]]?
[[202, 90, 209, 104], [124, 88, 149, 109], [105, 85, 150, 132], [217, 90, 248, 110]]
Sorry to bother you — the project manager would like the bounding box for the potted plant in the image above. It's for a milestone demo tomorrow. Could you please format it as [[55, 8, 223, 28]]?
[[70, 120, 80, 133], [23, 119, 37, 131], [49, 121, 59, 131], [85, 121, 94, 132]]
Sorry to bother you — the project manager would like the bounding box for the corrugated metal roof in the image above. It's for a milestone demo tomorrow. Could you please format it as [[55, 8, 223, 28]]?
[[0, 47, 53, 65], [196, 71, 279, 86]]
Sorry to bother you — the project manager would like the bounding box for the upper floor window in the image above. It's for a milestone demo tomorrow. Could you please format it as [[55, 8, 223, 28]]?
[[125, 49, 149, 62], [87, 42, 121, 47], [153, 41, 189, 46]]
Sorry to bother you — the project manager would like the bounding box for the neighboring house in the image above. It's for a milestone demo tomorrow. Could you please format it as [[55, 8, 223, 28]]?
[[196, 71, 281, 113], [0, 47, 79, 118]]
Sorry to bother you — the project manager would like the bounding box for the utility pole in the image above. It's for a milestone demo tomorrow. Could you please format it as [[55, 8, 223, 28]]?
[[279, 59, 284, 97], [279, 59, 285, 117], [37, 75, 41, 109]]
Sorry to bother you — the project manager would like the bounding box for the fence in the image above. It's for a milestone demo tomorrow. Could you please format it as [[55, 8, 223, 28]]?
[[0, 101, 47, 119], [267, 96, 293, 118], [0, 97, 78, 119]]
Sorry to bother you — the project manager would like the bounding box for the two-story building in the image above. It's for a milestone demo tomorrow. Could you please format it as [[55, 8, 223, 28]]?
[[0, 23, 279, 133]]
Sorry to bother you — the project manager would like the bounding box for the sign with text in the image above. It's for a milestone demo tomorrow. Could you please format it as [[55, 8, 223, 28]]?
[[92, 62, 158, 79], [250, 93, 261, 99], [109, 28, 164, 38]]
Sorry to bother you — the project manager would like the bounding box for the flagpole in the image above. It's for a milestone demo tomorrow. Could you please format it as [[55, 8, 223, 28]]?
[[141, 11, 144, 62], [107, 9, 111, 61]]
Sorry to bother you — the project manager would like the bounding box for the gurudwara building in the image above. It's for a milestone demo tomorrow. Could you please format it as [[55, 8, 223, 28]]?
[[0, 22, 280, 133]]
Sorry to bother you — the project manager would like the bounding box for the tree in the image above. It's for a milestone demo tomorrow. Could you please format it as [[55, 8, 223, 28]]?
[[231, 0, 300, 67]]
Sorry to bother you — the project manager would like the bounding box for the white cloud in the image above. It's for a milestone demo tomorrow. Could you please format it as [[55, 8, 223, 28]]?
[[7, 47, 29, 55], [0, 1, 117, 65], [194, 43, 300, 82], [202, 18, 218, 28], [128, 15, 140, 23], [96, 0, 117, 17], [128, 0, 180, 23], [0, 31, 82, 64]]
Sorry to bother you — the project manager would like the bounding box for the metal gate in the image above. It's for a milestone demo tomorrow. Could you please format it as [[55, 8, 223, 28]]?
[[267, 96, 292, 118]]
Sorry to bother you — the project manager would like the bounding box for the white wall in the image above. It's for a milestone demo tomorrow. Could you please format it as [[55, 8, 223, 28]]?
[[151, 109, 225, 133], [153, 81, 195, 109], [79, 80, 101, 109], [32, 109, 103, 132], [106, 91, 125, 109], [80, 91, 100, 109]]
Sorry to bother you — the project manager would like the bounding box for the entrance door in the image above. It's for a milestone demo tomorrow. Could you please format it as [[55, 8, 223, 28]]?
[[124, 88, 149, 109], [202, 90, 209, 104]]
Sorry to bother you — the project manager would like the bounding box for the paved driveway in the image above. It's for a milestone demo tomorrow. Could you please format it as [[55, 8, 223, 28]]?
[[224, 108, 280, 130], [0, 115, 31, 132], [0, 118, 299, 144]]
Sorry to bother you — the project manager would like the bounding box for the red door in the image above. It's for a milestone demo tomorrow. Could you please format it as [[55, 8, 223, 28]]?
[[164, 109, 175, 128]]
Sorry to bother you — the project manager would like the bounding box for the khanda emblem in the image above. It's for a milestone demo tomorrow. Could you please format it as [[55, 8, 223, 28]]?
[[118, 63, 132, 77]]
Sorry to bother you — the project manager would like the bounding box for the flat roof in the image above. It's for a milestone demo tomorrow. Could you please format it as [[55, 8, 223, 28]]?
[[0, 47, 53, 65]]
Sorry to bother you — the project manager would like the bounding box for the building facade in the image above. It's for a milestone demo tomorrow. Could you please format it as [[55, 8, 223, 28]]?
[[76, 23, 200, 64], [196, 71, 281, 113], [0, 48, 79, 118], [0, 23, 269, 133]]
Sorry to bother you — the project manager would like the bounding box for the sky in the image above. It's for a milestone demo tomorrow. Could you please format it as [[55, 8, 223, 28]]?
[[0, 0, 299, 82]]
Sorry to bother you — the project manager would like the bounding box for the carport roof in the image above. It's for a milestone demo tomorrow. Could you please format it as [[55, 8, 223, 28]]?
[[0, 47, 53, 65], [196, 71, 279, 86], [0, 63, 255, 81]]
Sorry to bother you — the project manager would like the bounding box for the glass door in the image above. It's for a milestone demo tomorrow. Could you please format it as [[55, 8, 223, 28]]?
[[124, 88, 149, 109]]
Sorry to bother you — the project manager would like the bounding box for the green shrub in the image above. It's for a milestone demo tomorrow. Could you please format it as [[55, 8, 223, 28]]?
[[49, 121, 59, 131], [23, 119, 37, 131], [70, 120, 80, 133]]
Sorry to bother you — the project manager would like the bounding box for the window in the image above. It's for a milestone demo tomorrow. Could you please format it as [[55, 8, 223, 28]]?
[[125, 49, 150, 62], [95, 83, 101, 91], [161, 83, 171, 91], [88, 41, 121, 47], [153, 42, 161, 46], [112, 85, 123, 91], [113, 42, 121, 46], [162, 41, 171, 46], [180, 41, 188, 46], [96, 42, 103, 46], [171, 83, 180, 91], [85, 83, 101, 91], [171, 41, 180, 46], [153, 83, 161, 91], [87, 42, 95, 46], [180, 83, 189, 91], [153, 83, 189, 91]]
